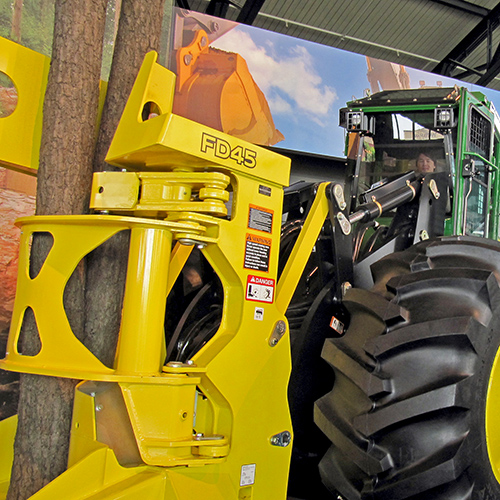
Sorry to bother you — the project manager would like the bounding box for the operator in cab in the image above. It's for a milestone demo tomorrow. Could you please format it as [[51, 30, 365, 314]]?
[[416, 152, 436, 174]]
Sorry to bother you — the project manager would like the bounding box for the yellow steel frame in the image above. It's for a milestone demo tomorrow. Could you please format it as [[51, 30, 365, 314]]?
[[0, 36, 49, 174], [0, 52, 330, 499], [0, 416, 16, 498], [487, 346, 500, 483]]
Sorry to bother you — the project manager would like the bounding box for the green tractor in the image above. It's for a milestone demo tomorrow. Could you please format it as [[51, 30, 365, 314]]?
[[285, 85, 500, 499]]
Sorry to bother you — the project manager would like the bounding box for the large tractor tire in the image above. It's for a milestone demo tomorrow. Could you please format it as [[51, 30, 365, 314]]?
[[314, 236, 500, 499]]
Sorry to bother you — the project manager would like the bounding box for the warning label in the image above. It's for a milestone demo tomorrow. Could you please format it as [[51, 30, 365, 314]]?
[[246, 275, 275, 303], [244, 233, 271, 272], [329, 316, 345, 335], [240, 463, 256, 486], [259, 185, 271, 197], [248, 205, 273, 233]]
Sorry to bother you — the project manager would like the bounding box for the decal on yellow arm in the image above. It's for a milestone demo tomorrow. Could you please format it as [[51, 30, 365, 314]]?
[[246, 275, 275, 304], [201, 132, 257, 168], [244, 233, 271, 272], [248, 204, 273, 233]]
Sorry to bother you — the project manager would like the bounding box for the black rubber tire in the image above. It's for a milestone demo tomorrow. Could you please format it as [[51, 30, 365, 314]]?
[[314, 236, 500, 500]]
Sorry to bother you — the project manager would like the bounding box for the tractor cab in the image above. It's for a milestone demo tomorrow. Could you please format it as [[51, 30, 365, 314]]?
[[341, 86, 500, 242]]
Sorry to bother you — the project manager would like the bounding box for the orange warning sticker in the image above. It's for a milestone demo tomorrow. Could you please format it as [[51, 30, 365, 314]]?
[[244, 233, 272, 272], [248, 204, 274, 233]]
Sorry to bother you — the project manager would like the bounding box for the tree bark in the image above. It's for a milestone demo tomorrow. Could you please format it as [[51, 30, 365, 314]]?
[[85, 0, 169, 367], [113, 0, 121, 43], [7, 1, 174, 497], [7, 0, 107, 498], [10, 0, 23, 43], [93, 0, 168, 171]]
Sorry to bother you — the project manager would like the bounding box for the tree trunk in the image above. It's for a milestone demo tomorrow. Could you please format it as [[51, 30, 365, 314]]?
[[93, 0, 168, 171], [114, 0, 121, 43], [7, 1, 174, 497], [10, 0, 23, 43], [7, 0, 107, 498], [85, 0, 169, 366]]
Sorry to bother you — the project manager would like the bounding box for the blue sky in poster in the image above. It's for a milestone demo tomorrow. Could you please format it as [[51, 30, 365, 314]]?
[[210, 21, 500, 158]]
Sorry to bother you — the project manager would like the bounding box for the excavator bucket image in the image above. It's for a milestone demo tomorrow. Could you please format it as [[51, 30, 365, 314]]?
[[173, 29, 284, 146]]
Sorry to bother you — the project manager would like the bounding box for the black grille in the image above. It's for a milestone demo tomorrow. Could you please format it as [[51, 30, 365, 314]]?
[[469, 107, 491, 155]]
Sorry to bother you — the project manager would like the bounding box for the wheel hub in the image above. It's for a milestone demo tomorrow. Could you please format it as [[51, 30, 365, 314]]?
[[486, 344, 500, 483]]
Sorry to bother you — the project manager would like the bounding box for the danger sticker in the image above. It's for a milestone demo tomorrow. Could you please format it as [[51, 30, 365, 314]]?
[[248, 205, 273, 233], [246, 275, 275, 303], [244, 233, 271, 272]]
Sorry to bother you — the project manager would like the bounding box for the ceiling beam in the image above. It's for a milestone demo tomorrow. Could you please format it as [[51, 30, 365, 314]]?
[[205, 0, 230, 18], [432, 0, 500, 76], [448, 58, 484, 77], [476, 40, 500, 86], [428, 0, 489, 17], [236, 0, 267, 25], [453, 62, 488, 79]]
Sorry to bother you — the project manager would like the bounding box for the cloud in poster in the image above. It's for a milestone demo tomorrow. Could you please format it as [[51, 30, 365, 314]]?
[[212, 29, 337, 125]]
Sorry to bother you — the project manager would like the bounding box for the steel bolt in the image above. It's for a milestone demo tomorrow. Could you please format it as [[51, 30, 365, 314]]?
[[270, 431, 291, 447]]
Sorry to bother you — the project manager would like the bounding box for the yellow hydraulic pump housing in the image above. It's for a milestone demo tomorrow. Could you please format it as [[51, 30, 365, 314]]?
[[0, 51, 331, 499]]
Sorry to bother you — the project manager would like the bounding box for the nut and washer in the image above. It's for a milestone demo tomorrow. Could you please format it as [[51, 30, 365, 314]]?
[[333, 183, 347, 210], [337, 212, 352, 235], [270, 431, 292, 447], [269, 320, 287, 346]]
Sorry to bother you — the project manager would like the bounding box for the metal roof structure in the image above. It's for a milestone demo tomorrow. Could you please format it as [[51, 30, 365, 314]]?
[[177, 0, 500, 91]]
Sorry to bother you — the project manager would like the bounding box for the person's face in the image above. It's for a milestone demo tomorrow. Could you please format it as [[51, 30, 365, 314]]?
[[417, 154, 436, 173]]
